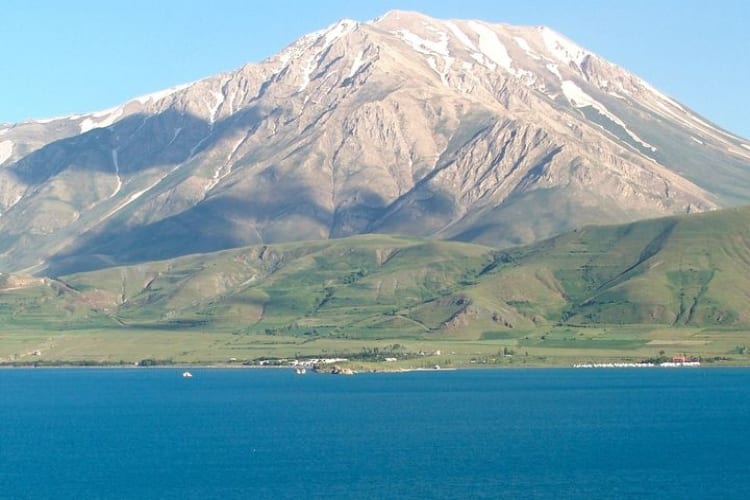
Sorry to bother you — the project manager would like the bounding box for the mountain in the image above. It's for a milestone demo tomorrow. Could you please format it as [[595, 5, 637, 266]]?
[[1, 10, 749, 276], [3, 205, 750, 337]]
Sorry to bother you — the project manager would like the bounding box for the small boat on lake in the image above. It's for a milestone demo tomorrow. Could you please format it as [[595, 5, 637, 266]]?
[[182, 371, 193, 378]]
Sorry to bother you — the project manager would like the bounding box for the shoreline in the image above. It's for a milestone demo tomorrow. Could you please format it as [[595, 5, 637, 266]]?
[[1, 361, 747, 371]]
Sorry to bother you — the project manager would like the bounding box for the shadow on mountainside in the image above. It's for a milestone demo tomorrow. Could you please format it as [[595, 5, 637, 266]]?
[[43, 188, 340, 276], [3, 98, 421, 276], [4, 104, 337, 274], [9, 111, 203, 185], [8, 105, 274, 185]]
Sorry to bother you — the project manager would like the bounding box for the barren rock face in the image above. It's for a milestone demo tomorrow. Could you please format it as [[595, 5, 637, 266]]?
[[0, 10, 748, 275]]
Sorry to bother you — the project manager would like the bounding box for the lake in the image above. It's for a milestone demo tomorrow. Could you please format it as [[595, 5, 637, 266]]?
[[2, 368, 749, 499]]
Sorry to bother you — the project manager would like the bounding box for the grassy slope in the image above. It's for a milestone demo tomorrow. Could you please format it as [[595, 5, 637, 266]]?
[[486, 206, 750, 326], [0, 235, 513, 334], [2, 208, 750, 364]]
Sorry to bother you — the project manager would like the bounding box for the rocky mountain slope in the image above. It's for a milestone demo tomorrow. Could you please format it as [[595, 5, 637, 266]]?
[[1, 10, 749, 276]]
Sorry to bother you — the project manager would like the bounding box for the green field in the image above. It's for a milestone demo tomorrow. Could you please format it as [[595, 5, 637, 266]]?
[[2, 325, 749, 368]]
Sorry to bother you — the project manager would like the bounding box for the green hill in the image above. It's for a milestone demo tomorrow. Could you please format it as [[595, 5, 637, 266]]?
[[4, 207, 750, 334], [483, 205, 750, 327], [0, 235, 512, 337], [2, 208, 750, 365]]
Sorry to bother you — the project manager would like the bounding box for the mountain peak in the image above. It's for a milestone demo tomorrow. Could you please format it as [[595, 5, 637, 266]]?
[[537, 25, 591, 66], [373, 9, 428, 22]]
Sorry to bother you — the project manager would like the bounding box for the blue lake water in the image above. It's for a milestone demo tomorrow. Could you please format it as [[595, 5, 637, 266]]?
[[2, 368, 750, 499]]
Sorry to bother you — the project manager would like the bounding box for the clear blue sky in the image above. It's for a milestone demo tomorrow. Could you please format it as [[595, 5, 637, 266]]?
[[3, 0, 749, 138]]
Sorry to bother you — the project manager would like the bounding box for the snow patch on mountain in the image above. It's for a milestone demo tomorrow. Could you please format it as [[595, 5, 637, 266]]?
[[348, 50, 367, 78], [324, 19, 358, 45], [468, 21, 512, 71], [426, 57, 441, 80], [395, 29, 455, 84], [167, 128, 183, 148], [0, 140, 13, 164], [79, 106, 124, 133], [742, 144, 750, 151], [513, 36, 541, 59], [298, 56, 318, 91], [28, 114, 82, 124], [444, 21, 477, 52], [207, 84, 226, 124], [110, 149, 122, 198], [546, 63, 562, 80], [101, 140, 206, 223], [464, 22, 539, 87], [561, 80, 655, 151], [10, 83, 187, 131], [426, 55, 454, 85], [289, 19, 358, 91], [441, 57, 455, 85], [189, 133, 212, 158], [133, 83, 192, 105], [205, 135, 245, 196], [101, 183, 156, 223], [395, 29, 449, 56], [1, 193, 23, 218], [541, 27, 589, 66], [288, 18, 356, 55]]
